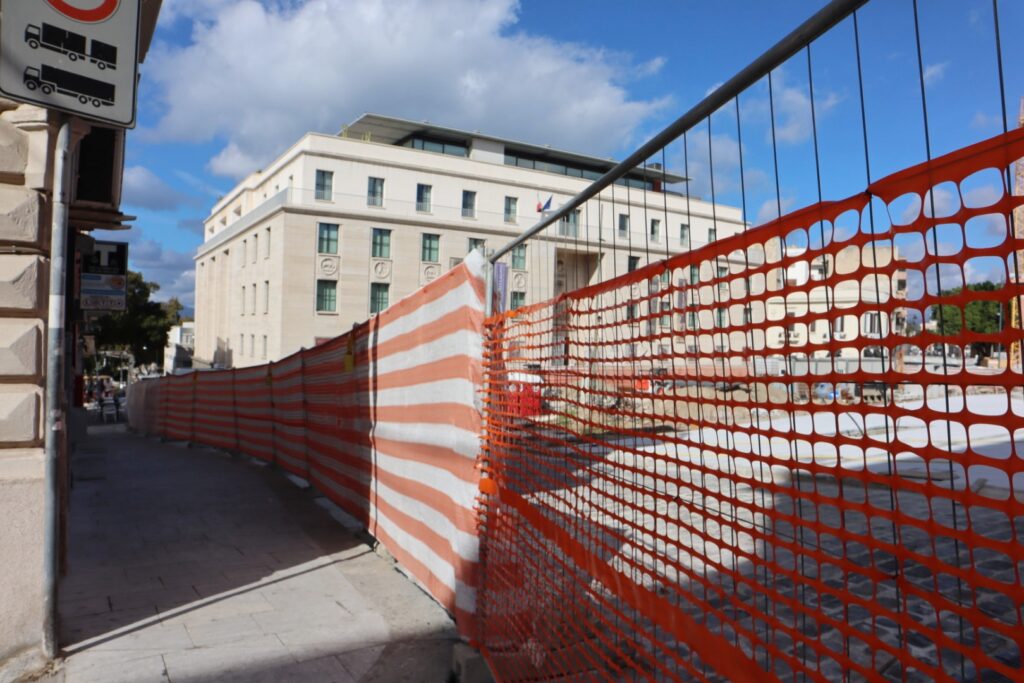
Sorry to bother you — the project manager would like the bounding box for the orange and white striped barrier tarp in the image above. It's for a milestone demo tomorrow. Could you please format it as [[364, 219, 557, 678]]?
[[128, 252, 487, 636]]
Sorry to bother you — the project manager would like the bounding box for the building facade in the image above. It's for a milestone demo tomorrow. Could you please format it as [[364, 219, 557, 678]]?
[[163, 322, 195, 376], [194, 114, 746, 367]]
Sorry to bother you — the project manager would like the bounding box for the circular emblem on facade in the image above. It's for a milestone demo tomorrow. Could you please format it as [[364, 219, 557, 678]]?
[[45, 0, 120, 23], [512, 273, 526, 289], [372, 260, 391, 279], [319, 257, 338, 276], [423, 265, 441, 281]]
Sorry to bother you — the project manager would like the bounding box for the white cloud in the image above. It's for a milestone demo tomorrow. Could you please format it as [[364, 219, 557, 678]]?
[[122, 166, 195, 211], [895, 186, 960, 225], [174, 170, 228, 199], [970, 111, 1002, 132], [177, 218, 206, 235], [964, 257, 1004, 286], [963, 184, 1001, 208], [157, 0, 238, 24], [145, 0, 670, 179], [159, 269, 197, 309], [755, 196, 795, 225], [772, 80, 841, 145], [922, 61, 949, 86], [636, 56, 666, 78], [672, 131, 771, 206], [704, 81, 723, 97], [735, 69, 842, 147]]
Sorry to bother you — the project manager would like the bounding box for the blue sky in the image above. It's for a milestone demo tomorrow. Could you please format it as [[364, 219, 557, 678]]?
[[97, 0, 1024, 308]]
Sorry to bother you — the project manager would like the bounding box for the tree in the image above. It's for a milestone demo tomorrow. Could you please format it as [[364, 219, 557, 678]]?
[[162, 297, 184, 325], [929, 281, 1002, 357], [92, 271, 179, 367]]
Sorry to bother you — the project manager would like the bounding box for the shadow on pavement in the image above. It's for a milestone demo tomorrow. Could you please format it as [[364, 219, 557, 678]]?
[[57, 424, 458, 682]]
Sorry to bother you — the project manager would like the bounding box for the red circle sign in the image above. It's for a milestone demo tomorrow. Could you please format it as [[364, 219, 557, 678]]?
[[44, 0, 120, 23]]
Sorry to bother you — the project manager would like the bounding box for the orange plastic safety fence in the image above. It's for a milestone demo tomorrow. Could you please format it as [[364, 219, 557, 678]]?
[[193, 371, 238, 452], [477, 129, 1024, 682]]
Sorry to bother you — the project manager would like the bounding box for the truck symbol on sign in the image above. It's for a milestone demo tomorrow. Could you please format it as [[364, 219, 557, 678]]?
[[23, 66, 115, 107], [24, 23, 117, 70]]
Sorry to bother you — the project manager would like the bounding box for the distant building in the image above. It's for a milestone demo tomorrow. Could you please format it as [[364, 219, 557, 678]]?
[[163, 322, 195, 375], [771, 244, 908, 357], [193, 114, 746, 367]]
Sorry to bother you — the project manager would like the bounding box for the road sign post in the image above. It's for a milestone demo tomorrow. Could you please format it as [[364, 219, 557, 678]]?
[[0, 0, 140, 127]]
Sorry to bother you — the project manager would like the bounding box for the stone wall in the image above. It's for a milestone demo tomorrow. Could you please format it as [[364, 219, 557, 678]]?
[[0, 100, 56, 683]]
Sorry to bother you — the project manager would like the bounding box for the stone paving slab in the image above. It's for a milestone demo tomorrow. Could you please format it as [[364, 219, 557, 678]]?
[[44, 425, 458, 682]]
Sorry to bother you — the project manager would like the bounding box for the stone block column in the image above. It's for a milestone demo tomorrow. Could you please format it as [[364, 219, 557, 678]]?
[[0, 100, 57, 683]]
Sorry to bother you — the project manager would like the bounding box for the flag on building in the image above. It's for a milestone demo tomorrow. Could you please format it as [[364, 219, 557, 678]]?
[[536, 195, 552, 213]]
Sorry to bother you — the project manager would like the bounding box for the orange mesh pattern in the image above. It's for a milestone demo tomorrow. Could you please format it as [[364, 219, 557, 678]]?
[[477, 129, 1024, 681]]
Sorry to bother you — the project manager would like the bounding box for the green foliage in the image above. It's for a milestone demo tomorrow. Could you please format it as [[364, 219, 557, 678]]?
[[92, 271, 181, 366], [929, 281, 1003, 357]]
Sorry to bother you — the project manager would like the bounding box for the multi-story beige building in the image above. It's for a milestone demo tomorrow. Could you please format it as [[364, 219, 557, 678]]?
[[194, 114, 746, 367]]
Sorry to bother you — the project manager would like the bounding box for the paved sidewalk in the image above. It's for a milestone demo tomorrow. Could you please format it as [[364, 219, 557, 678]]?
[[47, 424, 457, 682]]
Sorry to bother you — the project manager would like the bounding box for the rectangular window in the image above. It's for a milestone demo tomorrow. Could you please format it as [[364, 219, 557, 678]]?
[[421, 233, 440, 262], [367, 177, 384, 206], [317, 223, 339, 254], [690, 265, 700, 285], [510, 291, 526, 310], [650, 218, 660, 241], [251, 282, 257, 314], [316, 280, 337, 312], [252, 234, 258, 263], [511, 244, 526, 270], [261, 335, 267, 359], [370, 282, 390, 314], [558, 210, 580, 237], [864, 312, 881, 336], [504, 196, 517, 222], [680, 223, 690, 247], [315, 169, 333, 201], [263, 280, 269, 313], [628, 255, 641, 272], [716, 308, 728, 328], [239, 333, 244, 354], [462, 190, 476, 218], [241, 285, 246, 315], [618, 213, 629, 237], [416, 183, 432, 212], [371, 228, 391, 258], [250, 335, 255, 356], [708, 226, 717, 243], [687, 311, 697, 329], [241, 239, 247, 267], [265, 227, 271, 258], [468, 238, 486, 254]]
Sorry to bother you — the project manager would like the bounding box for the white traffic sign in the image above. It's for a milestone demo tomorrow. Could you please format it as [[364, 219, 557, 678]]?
[[81, 240, 128, 311], [0, 0, 140, 127]]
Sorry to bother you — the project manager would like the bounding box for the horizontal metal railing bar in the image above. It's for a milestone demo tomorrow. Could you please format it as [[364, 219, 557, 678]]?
[[488, 0, 869, 263]]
